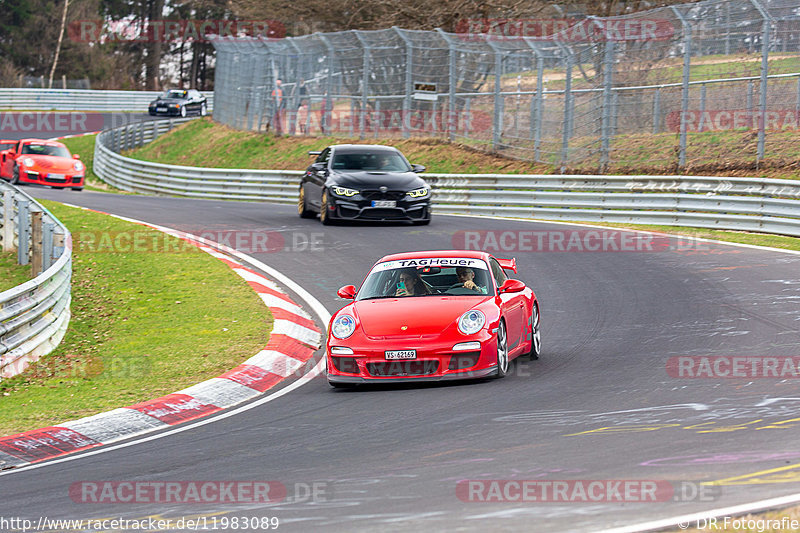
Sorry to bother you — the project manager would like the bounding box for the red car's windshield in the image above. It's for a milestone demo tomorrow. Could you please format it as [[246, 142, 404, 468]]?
[[21, 144, 71, 158], [357, 258, 491, 300]]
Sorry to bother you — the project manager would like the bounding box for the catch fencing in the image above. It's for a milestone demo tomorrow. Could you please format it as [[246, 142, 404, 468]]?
[[94, 118, 800, 237], [210, 0, 800, 172], [0, 181, 72, 380], [0, 88, 213, 112]]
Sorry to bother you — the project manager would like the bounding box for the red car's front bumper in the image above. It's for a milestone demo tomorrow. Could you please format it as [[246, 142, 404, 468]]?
[[19, 169, 84, 188], [326, 330, 499, 384]]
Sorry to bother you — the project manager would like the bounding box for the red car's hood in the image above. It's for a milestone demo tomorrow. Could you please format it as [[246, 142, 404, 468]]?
[[27, 155, 75, 172], [353, 296, 489, 337]]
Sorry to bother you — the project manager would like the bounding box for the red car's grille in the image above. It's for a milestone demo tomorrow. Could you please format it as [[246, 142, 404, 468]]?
[[366, 360, 439, 377]]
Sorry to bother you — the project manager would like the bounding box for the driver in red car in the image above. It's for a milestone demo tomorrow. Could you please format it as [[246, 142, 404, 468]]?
[[455, 266, 487, 293]]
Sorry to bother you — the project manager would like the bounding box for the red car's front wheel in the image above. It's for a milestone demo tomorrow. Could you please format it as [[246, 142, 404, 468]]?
[[494, 320, 508, 378]]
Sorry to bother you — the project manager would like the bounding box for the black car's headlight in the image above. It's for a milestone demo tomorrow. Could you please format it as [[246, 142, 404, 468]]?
[[407, 187, 430, 198], [332, 186, 359, 197]]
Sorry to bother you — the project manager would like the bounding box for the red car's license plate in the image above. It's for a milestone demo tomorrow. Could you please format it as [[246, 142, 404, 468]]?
[[385, 350, 416, 360]]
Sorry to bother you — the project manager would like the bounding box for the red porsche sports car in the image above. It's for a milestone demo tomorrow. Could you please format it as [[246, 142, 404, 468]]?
[[326, 250, 541, 387], [0, 139, 85, 191]]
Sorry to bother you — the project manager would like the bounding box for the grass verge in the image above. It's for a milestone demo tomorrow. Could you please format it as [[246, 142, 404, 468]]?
[[126, 117, 800, 180], [0, 252, 32, 293], [0, 200, 272, 436]]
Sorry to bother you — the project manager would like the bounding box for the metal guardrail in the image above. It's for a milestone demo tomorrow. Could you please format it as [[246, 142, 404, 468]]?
[[0, 88, 213, 112], [0, 181, 72, 380], [94, 118, 800, 238]]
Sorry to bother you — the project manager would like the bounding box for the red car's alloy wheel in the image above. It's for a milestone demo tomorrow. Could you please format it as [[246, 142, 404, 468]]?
[[495, 320, 508, 378]]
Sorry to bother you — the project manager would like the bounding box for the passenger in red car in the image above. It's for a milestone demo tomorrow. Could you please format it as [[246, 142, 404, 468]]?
[[395, 268, 431, 297]]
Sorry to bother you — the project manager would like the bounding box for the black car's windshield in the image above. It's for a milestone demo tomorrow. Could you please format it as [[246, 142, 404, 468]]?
[[357, 258, 492, 300], [164, 90, 187, 99], [21, 144, 70, 158], [332, 152, 411, 172]]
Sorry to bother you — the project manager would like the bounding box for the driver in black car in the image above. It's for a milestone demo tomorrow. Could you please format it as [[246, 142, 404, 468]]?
[[454, 266, 486, 293]]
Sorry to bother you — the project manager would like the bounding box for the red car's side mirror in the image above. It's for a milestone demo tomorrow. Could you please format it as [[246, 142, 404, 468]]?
[[498, 279, 525, 294], [337, 285, 356, 299], [73, 154, 81, 159]]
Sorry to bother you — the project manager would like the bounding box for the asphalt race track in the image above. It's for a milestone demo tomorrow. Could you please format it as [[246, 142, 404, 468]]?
[[2, 187, 800, 532]]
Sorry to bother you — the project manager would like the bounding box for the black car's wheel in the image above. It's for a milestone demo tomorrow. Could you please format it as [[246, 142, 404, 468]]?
[[200, 103, 207, 116], [494, 320, 509, 378], [11, 165, 20, 185], [527, 303, 541, 360], [179, 106, 187, 118], [320, 189, 333, 225], [149, 111, 157, 116], [298, 186, 315, 218]]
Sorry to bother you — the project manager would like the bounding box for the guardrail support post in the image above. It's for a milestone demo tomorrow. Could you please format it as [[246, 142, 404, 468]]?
[[31, 209, 42, 275], [17, 200, 30, 265], [42, 221, 54, 272], [2, 190, 13, 252]]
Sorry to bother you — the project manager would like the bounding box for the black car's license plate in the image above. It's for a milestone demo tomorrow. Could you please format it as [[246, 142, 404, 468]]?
[[156, 107, 167, 112], [385, 350, 416, 360], [371, 200, 396, 208]]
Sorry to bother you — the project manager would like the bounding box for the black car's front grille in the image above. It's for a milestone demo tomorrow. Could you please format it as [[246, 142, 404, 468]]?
[[359, 208, 405, 220], [361, 190, 406, 201]]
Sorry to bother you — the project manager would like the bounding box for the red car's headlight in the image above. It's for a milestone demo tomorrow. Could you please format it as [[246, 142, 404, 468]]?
[[331, 314, 356, 339]]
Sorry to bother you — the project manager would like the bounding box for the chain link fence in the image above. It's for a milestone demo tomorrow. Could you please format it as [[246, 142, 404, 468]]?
[[210, 0, 800, 172]]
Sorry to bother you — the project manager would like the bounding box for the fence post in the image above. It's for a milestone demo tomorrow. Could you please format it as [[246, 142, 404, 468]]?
[[17, 199, 30, 265], [598, 25, 615, 172], [698, 83, 707, 132], [671, 6, 691, 170], [353, 31, 370, 140], [555, 41, 573, 172], [653, 87, 661, 134], [318, 35, 336, 135], [525, 38, 545, 161], [435, 29, 458, 142], [2, 190, 13, 252], [393, 28, 414, 140], [749, 0, 773, 164], [485, 37, 504, 151], [31, 209, 42, 275]]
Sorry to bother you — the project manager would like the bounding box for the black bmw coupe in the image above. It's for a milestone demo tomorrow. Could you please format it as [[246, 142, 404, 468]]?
[[298, 145, 431, 225], [148, 89, 208, 118]]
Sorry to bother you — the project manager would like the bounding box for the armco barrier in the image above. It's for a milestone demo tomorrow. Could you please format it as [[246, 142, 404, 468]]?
[[0, 88, 213, 112], [94, 118, 800, 238], [0, 181, 72, 380]]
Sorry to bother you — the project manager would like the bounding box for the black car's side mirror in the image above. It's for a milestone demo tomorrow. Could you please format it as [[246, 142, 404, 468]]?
[[412, 164, 426, 173], [311, 162, 326, 173]]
